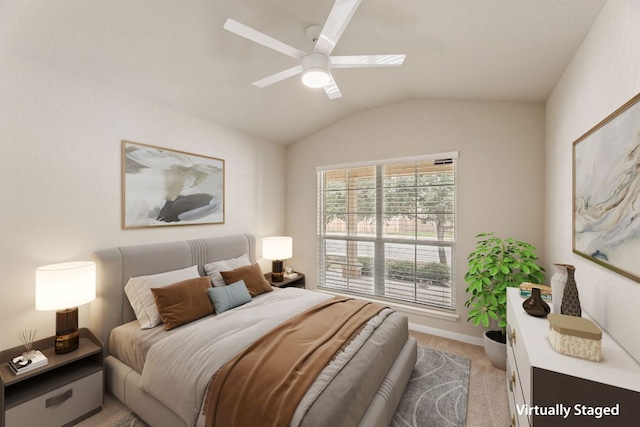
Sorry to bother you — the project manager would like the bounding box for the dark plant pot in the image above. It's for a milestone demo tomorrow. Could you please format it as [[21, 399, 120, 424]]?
[[483, 330, 506, 370]]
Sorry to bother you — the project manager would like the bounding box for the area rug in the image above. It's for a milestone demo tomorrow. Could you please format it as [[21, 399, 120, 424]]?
[[390, 346, 470, 427], [110, 413, 149, 427]]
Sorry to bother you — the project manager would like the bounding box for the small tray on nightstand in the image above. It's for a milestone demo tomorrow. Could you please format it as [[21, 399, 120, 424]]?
[[265, 272, 305, 289]]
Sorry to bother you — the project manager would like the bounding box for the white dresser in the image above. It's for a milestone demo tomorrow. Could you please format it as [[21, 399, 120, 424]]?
[[506, 288, 640, 426]]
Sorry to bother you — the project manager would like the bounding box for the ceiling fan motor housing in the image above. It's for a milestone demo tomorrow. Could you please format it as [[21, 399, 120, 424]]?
[[301, 53, 331, 88]]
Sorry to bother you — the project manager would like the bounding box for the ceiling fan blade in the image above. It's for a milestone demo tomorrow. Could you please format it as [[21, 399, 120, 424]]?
[[313, 0, 364, 56], [331, 54, 406, 68], [323, 76, 342, 99], [224, 19, 306, 60], [252, 66, 302, 88]]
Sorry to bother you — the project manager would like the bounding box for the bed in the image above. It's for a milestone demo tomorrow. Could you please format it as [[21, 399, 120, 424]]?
[[90, 234, 417, 427]]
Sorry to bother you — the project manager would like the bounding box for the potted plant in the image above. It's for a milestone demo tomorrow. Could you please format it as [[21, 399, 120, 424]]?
[[464, 233, 545, 370]]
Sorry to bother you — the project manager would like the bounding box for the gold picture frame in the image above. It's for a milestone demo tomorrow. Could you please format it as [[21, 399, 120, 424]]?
[[122, 140, 225, 228], [573, 92, 640, 282]]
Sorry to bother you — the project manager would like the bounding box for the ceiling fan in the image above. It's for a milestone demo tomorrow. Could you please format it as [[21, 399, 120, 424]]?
[[223, 0, 405, 99]]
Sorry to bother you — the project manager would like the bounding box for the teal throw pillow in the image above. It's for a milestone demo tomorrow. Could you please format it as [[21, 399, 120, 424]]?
[[207, 280, 252, 314]]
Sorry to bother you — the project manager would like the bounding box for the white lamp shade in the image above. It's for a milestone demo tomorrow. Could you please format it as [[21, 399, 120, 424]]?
[[35, 261, 96, 311], [263, 236, 293, 260]]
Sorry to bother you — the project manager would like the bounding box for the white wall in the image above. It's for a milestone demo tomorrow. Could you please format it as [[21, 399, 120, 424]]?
[[0, 52, 286, 350], [287, 99, 545, 339], [546, 0, 640, 362]]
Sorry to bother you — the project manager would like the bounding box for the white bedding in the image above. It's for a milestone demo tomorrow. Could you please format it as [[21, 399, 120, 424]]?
[[140, 288, 332, 426], [139, 288, 392, 427]]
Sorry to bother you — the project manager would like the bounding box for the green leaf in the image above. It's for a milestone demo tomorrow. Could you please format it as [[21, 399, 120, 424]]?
[[480, 312, 490, 327], [489, 294, 498, 306]]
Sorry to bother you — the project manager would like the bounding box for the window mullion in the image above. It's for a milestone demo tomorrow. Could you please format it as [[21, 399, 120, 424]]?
[[374, 165, 385, 296]]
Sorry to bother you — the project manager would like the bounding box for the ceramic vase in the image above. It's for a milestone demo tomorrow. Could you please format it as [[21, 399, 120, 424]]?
[[522, 287, 550, 317], [559, 264, 581, 317], [550, 263, 569, 314]]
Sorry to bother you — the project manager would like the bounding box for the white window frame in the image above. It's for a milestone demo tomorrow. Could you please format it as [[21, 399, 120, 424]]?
[[316, 152, 458, 311]]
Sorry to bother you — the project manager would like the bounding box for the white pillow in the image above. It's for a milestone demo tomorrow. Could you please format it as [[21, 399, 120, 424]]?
[[124, 265, 200, 329], [204, 254, 251, 287]]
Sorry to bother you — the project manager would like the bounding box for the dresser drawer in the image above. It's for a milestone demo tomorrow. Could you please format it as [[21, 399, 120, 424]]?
[[506, 357, 518, 427], [5, 371, 102, 427], [507, 298, 532, 401], [507, 343, 530, 427]]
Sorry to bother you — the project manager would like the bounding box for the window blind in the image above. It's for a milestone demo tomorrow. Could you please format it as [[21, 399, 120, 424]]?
[[317, 154, 457, 309]]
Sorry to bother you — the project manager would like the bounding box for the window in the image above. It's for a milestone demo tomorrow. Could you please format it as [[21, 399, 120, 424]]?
[[317, 152, 457, 310]]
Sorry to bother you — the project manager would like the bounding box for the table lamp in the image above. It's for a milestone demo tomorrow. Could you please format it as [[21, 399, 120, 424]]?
[[35, 261, 96, 354], [262, 236, 292, 282]]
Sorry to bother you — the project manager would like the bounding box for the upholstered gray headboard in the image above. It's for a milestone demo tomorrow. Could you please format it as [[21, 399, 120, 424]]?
[[90, 234, 256, 354]]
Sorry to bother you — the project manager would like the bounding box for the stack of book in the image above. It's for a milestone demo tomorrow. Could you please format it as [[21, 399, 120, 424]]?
[[519, 282, 552, 300], [8, 350, 48, 375]]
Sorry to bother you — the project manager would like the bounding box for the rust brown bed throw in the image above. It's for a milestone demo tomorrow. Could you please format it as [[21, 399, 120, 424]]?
[[204, 297, 387, 427]]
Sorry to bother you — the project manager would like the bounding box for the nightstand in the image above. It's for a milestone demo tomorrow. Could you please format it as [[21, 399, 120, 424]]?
[[265, 272, 306, 289], [0, 328, 103, 427]]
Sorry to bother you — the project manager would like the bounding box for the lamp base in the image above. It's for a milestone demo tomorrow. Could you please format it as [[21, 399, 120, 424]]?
[[55, 331, 79, 354], [271, 260, 284, 282], [55, 307, 79, 354]]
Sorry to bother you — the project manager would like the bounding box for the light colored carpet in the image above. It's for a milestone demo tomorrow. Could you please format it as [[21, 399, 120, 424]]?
[[391, 346, 470, 427], [79, 331, 509, 426]]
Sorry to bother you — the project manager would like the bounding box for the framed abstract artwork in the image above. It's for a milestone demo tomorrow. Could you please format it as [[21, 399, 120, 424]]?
[[122, 140, 225, 228], [573, 92, 640, 282]]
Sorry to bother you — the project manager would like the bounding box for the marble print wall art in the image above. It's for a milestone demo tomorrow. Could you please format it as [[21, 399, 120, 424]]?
[[122, 141, 224, 228], [573, 93, 640, 282]]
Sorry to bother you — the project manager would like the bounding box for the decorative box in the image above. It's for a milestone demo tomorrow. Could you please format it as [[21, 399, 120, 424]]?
[[519, 282, 552, 294], [547, 313, 602, 362], [519, 282, 552, 299]]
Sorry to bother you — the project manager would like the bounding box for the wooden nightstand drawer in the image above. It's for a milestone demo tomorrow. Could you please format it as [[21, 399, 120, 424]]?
[[5, 370, 102, 427]]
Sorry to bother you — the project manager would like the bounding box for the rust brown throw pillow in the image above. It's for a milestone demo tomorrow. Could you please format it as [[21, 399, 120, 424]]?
[[220, 263, 273, 297], [151, 277, 214, 330]]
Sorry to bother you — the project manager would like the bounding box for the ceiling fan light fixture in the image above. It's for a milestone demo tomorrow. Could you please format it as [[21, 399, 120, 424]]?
[[302, 69, 331, 88], [301, 53, 331, 88]]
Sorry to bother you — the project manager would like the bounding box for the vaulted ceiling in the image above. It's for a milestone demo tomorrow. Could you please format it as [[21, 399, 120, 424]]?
[[1, 0, 607, 144]]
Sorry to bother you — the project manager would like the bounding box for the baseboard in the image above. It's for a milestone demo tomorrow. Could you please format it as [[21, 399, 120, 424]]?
[[408, 322, 484, 347]]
